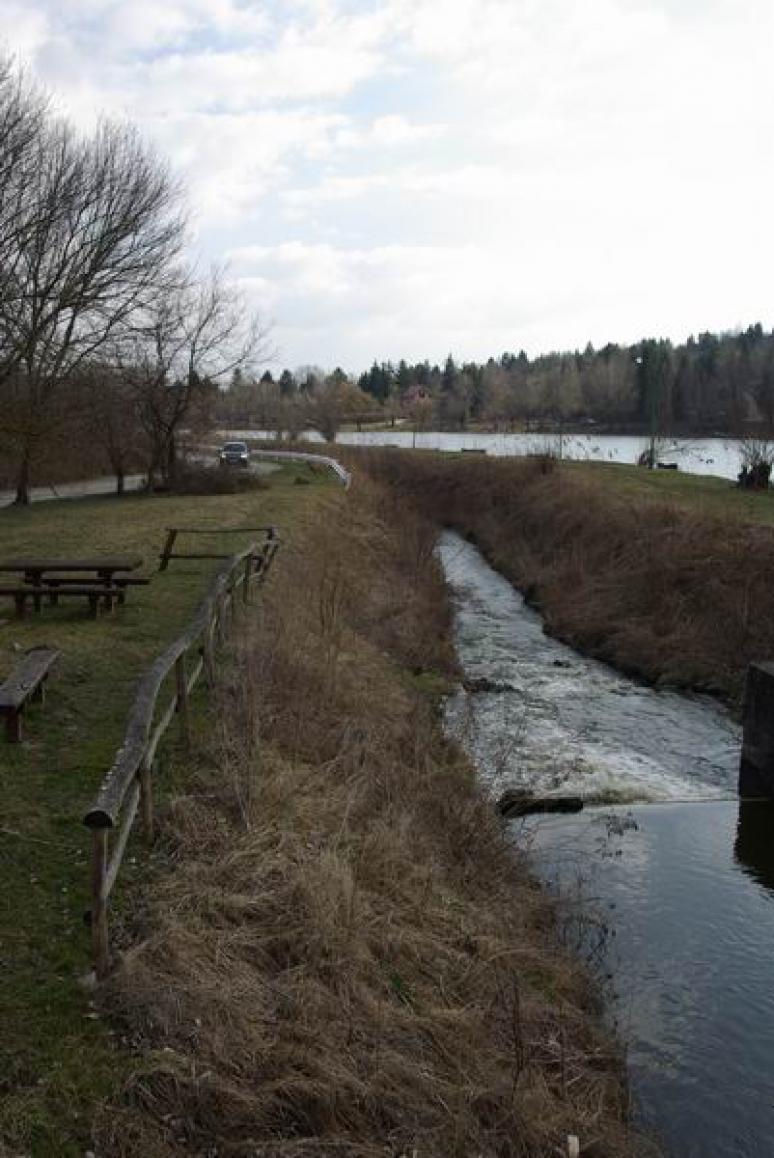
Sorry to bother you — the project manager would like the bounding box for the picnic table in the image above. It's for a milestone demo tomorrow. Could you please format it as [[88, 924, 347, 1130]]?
[[0, 557, 143, 584], [0, 557, 146, 617]]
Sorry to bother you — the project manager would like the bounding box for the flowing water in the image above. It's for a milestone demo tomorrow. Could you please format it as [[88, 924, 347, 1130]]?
[[438, 531, 774, 1158]]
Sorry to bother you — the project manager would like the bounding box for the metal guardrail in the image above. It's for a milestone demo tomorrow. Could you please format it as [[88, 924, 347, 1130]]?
[[83, 527, 280, 977], [249, 449, 352, 488]]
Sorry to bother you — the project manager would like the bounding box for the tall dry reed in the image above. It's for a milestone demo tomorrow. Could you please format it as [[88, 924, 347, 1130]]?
[[360, 450, 774, 708], [94, 475, 650, 1157]]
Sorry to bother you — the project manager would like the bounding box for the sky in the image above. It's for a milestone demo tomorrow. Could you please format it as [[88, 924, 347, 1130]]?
[[3, 0, 774, 373]]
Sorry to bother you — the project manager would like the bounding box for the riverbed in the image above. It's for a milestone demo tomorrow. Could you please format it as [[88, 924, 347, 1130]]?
[[438, 530, 774, 1158]]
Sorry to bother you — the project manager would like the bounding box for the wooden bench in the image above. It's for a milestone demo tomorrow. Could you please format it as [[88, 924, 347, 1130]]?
[[0, 647, 59, 741], [0, 557, 147, 617], [0, 585, 124, 617], [42, 574, 150, 606]]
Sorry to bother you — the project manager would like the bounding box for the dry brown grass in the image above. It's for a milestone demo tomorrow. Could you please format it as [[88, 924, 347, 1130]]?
[[359, 450, 774, 709], [93, 475, 648, 1157]]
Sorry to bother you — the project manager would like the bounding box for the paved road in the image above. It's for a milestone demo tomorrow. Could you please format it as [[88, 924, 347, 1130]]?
[[0, 462, 286, 510], [0, 474, 145, 510]]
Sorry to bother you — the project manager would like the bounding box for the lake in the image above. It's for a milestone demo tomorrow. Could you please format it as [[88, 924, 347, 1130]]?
[[223, 428, 743, 481]]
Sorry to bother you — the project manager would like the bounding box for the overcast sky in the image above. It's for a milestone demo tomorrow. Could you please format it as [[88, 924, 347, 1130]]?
[[4, 0, 774, 372]]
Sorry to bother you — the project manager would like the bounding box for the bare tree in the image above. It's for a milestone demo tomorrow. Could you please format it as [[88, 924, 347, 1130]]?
[[81, 364, 145, 495], [0, 59, 45, 260], [0, 99, 184, 502], [736, 436, 774, 488], [126, 266, 269, 487]]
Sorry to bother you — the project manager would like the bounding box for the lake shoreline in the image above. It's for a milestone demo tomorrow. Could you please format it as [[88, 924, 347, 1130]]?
[[223, 426, 745, 481]]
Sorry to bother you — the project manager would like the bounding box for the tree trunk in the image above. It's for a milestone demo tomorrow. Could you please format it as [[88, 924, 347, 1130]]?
[[145, 445, 162, 492], [164, 434, 178, 487], [14, 441, 32, 505], [115, 469, 125, 496]]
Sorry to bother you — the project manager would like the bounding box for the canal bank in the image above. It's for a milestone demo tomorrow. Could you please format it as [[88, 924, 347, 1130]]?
[[90, 477, 645, 1158], [362, 450, 774, 709], [438, 529, 774, 1158]]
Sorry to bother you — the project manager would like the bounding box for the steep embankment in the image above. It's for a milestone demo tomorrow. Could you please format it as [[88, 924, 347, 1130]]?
[[95, 475, 648, 1157], [360, 451, 774, 710]]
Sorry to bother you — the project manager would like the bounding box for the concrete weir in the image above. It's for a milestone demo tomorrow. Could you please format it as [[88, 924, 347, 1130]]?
[[740, 662, 774, 797]]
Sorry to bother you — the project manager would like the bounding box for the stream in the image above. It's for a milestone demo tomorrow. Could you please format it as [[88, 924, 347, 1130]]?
[[438, 530, 774, 1158]]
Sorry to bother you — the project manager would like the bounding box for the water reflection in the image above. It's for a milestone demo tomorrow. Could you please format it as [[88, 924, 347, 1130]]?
[[525, 800, 774, 1158], [437, 530, 774, 1157]]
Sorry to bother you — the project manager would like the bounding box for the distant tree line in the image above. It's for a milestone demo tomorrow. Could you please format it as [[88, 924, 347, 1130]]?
[[0, 57, 263, 502], [354, 327, 774, 435], [219, 326, 774, 444]]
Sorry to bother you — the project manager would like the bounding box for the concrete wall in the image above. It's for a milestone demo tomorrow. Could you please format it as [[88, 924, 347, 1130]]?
[[740, 662, 774, 797]]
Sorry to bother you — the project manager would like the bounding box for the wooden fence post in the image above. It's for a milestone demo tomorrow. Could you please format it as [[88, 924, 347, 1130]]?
[[159, 528, 178, 572], [243, 554, 253, 603], [216, 594, 227, 646], [138, 756, 154, 840], [175, 653, 190, 748], [85, 534, 283, 978], [203, 627, 215, 686], [91, 828, 109, 979]]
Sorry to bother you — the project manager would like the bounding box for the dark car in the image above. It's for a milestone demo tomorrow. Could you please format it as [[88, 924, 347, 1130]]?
[[219, 440, 250, 467]]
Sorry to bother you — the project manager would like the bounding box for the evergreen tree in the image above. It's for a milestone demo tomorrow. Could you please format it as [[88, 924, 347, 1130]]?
[[442, 354, 457, 393], [278, 369, 296, 397], [396, 359, 413, 394]]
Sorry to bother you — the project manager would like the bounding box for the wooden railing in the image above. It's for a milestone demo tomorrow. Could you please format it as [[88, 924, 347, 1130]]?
[[83, 526, 280, 977]]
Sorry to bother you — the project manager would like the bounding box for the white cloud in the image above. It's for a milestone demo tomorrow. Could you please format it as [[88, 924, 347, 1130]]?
[[105, 3, 195, 53], [3, 0, 774, 369], [0, 5, 50, 57], [334, 113, 446, 150], [151, 109, 349, 223]]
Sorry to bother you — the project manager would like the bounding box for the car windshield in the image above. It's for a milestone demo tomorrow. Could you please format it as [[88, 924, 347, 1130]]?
[[223, 442, 247, 452]]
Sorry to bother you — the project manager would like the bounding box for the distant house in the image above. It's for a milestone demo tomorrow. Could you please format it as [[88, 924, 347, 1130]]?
[[402, 384, 431, 407]]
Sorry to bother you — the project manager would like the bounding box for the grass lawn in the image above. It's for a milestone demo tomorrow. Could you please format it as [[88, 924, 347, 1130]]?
[[0, 463, 334, 1156], [565, 459, 774, 525]]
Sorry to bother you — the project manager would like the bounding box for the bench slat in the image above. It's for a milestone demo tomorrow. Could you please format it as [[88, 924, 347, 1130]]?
[[0, 648, 59, 710], [0, 585, 122, 596], [0, 557, 142, 571], [40, 575, 150, 587]]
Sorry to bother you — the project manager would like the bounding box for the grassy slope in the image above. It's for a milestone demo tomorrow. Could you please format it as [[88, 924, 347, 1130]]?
[[572, 460, 774, 525], [356, 450, 774, 709], [0, 464, 331, 1156], [95, 476, 647, 1158]]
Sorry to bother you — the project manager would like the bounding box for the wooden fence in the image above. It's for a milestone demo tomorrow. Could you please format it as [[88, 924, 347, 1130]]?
[[83, 526, 280, 978], [158, 525, 279, 571]]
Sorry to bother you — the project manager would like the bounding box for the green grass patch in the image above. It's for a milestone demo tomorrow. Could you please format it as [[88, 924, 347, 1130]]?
[[566, 459, 774, 525], [405, 668, 458, 698], [0, 464, 333, 1156]]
